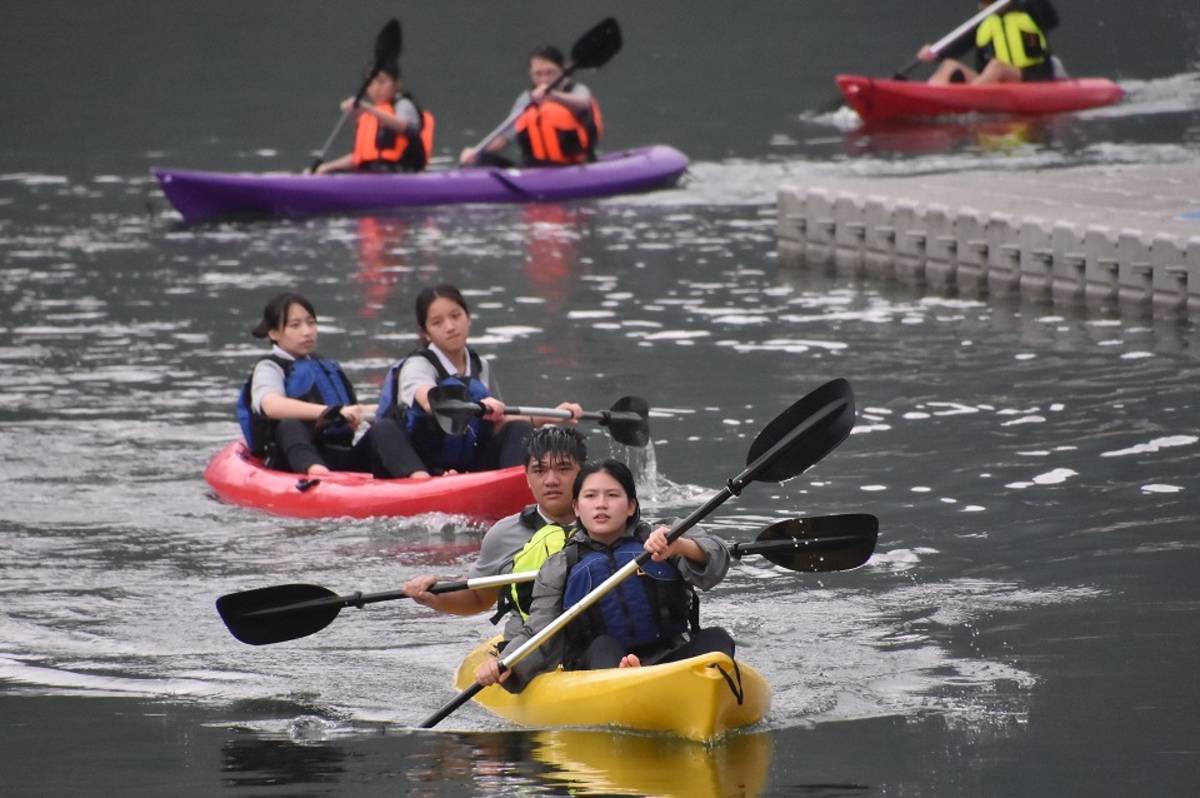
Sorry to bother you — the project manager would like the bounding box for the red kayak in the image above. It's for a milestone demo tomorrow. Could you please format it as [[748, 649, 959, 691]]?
[[203, 441, 532, 520], [836, 74, 1123, 125]]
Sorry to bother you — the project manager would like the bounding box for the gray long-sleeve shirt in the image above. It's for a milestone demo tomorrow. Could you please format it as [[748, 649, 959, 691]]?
[[500, 519, 730, 691]]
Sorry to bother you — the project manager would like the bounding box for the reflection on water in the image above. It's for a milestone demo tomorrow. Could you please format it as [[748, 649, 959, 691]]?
[[532, 730, 773, 798]]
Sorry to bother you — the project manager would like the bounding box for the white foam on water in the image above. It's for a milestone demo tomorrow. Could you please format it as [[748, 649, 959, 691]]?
[[1033, 468, 1078, 485], [1140, 484, 1183, 494], [1001, 415, 1046, 426], [1101, 435, 1197, 458]]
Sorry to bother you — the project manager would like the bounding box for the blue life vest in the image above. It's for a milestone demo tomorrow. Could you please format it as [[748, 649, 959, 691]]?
[[376, 347, 491, 472], [562, 526, 693, 651], [236, 355, 356, 456]]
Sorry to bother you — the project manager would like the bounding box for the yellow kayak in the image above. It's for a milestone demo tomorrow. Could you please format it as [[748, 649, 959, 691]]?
[[453, 637, 771, 743]]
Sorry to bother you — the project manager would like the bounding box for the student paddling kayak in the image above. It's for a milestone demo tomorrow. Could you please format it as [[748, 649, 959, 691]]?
[[313, 60, 435, 174], [375, 284, 583, 479], [236, 292, 412, 477], [460, 45, 604, 169], [475, 459, 736, 692], [919, 0, 1060, 86], [402, 425, 587, 617]]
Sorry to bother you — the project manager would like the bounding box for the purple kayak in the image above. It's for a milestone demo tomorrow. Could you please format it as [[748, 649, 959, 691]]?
[[153, 145, 687, 223]]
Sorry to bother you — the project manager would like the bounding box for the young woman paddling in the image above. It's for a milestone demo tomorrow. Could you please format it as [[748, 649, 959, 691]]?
[[474, 459, 736, 692], [313, 59, 435, 175], [376, 284, 582, 479], [236, 292, 413, 477]]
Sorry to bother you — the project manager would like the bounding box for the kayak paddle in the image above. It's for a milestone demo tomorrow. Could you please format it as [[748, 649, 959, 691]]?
[[308, 19, 402, 173], [420, 377, 857, 729], [466, 17, 622, 162], [216, 571, 524, 646], [820, 0, 1014, 113], [428, 384, 651, 448], [215, 512, 878, 646]]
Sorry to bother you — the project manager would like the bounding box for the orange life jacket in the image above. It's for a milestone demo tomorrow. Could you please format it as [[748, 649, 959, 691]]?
[[352, 94, 435, 172], [514, 89, 602, 166]]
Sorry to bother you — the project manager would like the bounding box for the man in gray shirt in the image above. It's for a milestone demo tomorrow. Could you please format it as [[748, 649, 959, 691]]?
[[460, 44, 600, 168], [402, 425, 587, 616]]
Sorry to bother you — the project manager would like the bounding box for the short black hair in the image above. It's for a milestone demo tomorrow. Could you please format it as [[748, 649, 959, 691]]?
[[530, 45, 564, 67], [252, 292, 316, 338], [524, 426, 588, 467]]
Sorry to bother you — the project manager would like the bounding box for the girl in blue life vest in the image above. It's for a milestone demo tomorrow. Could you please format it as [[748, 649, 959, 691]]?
[[237, 292, 418, 477], [377, 284, 571, 479], [474, 460, 736, 693]]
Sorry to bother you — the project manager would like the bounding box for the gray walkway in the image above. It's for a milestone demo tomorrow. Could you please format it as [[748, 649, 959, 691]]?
[[777, 163, 1200, 315]]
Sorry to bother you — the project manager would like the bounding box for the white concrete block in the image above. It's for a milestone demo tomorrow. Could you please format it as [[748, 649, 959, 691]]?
[[986, 213, 1019, 292], [804, 188, 836, 265], [893, 201, 925, 285], [833, 193, 867, 273], [1150, 234, 1188, 311], [776, 188, 806, 242], [924, 204, 957, 289], [1117, 229, 1152, 305], [1018, 218, 1053, 296], [864, 196, 897, 278], [1050, 222, 1086, 301], [1083, 224, 1119, 302]]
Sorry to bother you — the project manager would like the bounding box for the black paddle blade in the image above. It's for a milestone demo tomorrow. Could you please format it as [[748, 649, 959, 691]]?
[[569, 17, 622, 70], [216, 584, 342, 646], [427, 384, 480, 436], [741, 514, 878, 572], [375, 19, 402, 67], [745, 379, 855, 484], [605, 395, 650, 447]]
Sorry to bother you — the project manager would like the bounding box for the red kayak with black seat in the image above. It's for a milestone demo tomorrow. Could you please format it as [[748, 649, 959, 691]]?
[[203, 441, 532, 520], [836, 74, 1123, 125]]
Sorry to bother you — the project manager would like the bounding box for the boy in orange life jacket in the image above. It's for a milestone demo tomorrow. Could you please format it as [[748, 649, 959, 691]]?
[[460, 45, 602, 168], [313, 61, 434, 174]]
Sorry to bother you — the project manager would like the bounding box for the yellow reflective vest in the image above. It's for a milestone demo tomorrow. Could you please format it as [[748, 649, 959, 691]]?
[[507, 521, 569, 620], [975, 11, 1049, 69]]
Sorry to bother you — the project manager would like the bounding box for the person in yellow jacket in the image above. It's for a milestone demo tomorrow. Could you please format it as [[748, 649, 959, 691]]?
[[919, 0, 1059, 86], [401, 425, 586, 618], [314, 60, 435, 174]]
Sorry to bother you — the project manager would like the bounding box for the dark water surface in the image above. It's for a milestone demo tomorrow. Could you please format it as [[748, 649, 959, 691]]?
[[2, 2, 1199, 796]]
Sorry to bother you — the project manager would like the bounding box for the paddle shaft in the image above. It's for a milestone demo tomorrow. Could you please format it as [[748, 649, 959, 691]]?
[[418, 390, 850, 729], [310, 20, 401, 172], [243, 572, 531, 620], [893, 0, 1014, 78], [470, 68, 577, 157], [309, 76, 376, 173], [504, 404, 638, 426]]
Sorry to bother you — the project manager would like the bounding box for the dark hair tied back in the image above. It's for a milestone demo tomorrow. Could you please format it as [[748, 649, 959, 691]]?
[[414, 284, 470, 342], [252, 292, 316, 339], [572, 459, 639, 506]]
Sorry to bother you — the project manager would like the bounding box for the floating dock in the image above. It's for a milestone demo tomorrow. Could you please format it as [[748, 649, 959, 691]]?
[[777, 162, 1200, 315]]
